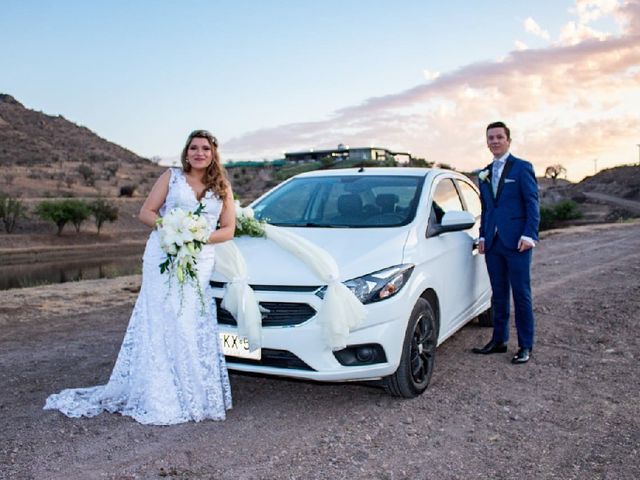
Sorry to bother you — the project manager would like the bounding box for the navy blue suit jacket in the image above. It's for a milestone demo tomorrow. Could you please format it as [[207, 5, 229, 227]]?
[[479, 154, 540, 251]]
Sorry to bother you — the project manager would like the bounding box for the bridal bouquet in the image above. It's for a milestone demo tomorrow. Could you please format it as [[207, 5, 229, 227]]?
[[234, 200, 267, 237], [156, 203, 210, 285]]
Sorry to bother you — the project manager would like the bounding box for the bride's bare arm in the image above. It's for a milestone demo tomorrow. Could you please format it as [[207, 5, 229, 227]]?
[[207, 187, 236, 244], [138, 170, 171, 228]]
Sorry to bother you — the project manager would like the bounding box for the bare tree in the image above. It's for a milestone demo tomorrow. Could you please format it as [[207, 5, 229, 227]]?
[[544, 164, 567, 184]]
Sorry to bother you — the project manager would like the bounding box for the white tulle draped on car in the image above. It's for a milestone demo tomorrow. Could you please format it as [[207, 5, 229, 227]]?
[[217, 224, 366, 351], [215, 241, 263, 351]]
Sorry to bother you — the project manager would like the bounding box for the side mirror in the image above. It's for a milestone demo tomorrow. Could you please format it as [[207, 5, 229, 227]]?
[[428, 210, 475, 237]]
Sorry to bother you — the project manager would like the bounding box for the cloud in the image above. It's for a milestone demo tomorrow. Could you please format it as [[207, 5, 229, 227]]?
[[422, 70, 441, 82], [224, 0, 640, 180], [558, 20, 610, 44], [524, 17, 551, 40], [573, 0, 621, 24], [514, 40, 529, 51]]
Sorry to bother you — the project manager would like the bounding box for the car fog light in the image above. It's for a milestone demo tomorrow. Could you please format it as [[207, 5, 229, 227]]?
[[355, 346, 375, 362], [333, 343, 387, 366]]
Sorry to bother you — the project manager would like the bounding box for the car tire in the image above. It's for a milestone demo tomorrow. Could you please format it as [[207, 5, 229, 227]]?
[[477, 306, 493, 327], [384, 298, 438, 398]]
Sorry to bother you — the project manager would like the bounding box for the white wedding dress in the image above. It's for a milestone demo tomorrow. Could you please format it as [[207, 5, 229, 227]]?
[[44, 168, 232, 425]]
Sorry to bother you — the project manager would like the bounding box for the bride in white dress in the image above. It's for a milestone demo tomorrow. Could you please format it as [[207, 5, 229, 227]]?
[[45, 130, 235, 425]]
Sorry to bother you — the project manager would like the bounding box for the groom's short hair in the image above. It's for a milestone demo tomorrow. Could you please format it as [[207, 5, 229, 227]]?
[[486, 121, 511, 140]]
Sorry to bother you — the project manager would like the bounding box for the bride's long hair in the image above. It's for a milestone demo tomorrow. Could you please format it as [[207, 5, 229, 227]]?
[[180, 130, 229, 199]]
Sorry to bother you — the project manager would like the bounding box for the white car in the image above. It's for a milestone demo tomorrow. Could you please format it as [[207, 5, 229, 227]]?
[[211, 167, 492, 397]]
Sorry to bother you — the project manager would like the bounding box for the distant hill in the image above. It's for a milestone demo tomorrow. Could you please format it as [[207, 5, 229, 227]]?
[[0, 94, 162, 197]]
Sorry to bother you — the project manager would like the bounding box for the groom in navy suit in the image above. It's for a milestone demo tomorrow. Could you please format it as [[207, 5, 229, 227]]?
[[472, 121, 540, 364]]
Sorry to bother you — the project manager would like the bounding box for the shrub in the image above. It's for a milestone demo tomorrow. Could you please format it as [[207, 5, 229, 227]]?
[[78, 164, 95, 186], [539, 206, 556, 231], [0, 192, 27, 233], [553, 200, 582, 221], [89, 199, 118, 234], [539, 200, 582, 230], [119, 185, 135, 197]]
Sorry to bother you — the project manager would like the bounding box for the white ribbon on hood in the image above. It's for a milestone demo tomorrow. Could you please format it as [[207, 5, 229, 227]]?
[[215, 225, 367, 351], [263, 224, 366, 350]]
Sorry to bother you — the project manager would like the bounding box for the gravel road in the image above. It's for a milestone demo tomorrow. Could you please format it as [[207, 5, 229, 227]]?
[[1, 222, 639, 480]]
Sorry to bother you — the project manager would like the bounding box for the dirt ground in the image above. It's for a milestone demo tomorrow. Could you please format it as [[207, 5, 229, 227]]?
[[1, 222, 639, 480]]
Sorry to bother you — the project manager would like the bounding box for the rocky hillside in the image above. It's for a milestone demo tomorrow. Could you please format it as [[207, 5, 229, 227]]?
[[0, 94, 162, 197], [572, 165, 640, 200]]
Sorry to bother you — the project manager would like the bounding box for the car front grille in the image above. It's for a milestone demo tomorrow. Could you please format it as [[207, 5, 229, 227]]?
[[214, 298, 316, 327], [225, 349, 314, 371]]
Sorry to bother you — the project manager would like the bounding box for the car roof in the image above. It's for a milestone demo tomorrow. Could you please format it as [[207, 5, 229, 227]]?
[[292, 167, 472, 184], [294, 167, 434, 178]]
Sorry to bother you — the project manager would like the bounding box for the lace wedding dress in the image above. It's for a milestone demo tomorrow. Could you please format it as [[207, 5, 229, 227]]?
[[44, 168, 232, 425]]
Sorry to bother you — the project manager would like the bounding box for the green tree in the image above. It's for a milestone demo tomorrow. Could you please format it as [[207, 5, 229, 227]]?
[[65, 200, 91, 233], [409, 157, 434, 168], [35, 199, 91, 235], [436, 163, 455, 171], [89, 199, 118, 234], [319, 155, 335, 169], [36, 200, 70, 235], [0, 192, 27, 233]]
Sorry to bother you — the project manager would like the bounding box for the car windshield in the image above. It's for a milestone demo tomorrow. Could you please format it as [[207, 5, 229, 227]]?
[[252, 174, 424, 228]]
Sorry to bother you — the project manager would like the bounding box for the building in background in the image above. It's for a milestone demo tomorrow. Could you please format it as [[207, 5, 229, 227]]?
[[284, 144, 412, 164]]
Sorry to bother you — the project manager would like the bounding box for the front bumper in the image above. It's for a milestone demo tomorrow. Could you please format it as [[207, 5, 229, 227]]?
[[211, 283, 413, 382]]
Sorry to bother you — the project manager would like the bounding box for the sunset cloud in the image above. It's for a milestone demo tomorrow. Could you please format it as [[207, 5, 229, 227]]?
[[224, 0, 640, 180]]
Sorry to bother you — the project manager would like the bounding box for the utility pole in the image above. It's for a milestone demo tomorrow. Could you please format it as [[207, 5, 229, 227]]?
[[637, 144, 640, 166], [593, 158, 597, 175]]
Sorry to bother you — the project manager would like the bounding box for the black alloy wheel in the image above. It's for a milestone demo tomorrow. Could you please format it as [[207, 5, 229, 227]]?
[[384, 297, 438, 398]]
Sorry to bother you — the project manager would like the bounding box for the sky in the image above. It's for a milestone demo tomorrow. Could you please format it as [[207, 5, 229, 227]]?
[[1, 0, 639, 181]]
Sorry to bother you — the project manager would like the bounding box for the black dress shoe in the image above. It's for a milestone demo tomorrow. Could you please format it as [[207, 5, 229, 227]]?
[[511, 348, 531, 364], [472, 341, 508, 354]]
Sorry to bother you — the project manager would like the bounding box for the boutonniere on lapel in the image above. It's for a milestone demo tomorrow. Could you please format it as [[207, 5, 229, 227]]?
[[477, 169, 491, 183]]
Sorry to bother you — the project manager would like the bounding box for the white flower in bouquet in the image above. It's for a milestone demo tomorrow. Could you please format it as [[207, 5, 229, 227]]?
[[156, 203, 210, 309]]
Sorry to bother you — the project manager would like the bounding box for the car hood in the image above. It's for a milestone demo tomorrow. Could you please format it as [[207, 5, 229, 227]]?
[[212, 227, 411, 285]]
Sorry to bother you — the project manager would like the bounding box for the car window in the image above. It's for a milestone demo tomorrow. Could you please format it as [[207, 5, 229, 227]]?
[[251, 179, 317, 224], [426, 178, 464, 237], [252, 175, 424, 228], [431, 178, 463, 223], [456, 180, 482, 219]]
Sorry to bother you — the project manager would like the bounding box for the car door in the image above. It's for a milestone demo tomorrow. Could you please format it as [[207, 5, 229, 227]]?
[[425, 176, 475, 336], [455, 178, 491, 305]]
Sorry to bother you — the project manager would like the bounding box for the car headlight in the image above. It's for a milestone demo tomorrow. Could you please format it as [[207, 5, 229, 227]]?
[[316, 264, 414, 304]]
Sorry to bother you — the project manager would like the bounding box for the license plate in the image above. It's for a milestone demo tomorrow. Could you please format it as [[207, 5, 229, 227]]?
[[219, 333, 261, 360]]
